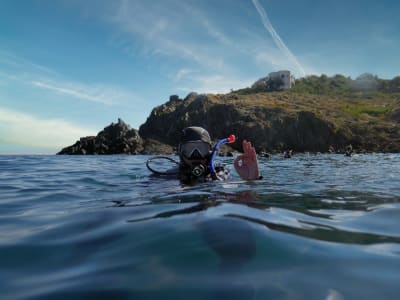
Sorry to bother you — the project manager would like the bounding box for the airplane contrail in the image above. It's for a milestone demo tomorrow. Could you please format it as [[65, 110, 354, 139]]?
[[252, 0, 306, 76]]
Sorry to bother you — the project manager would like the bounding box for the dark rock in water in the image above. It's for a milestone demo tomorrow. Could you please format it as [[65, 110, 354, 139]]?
[[58, 118, 144, 155]]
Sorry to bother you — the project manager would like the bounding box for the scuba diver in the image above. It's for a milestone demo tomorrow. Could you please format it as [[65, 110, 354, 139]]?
[[283, 149, 293, 159], [344, 144, 353, 157], [146, 126, 262, 184]]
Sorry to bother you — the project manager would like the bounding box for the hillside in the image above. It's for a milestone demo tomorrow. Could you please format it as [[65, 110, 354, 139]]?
[[58, 74, 400, 154], [139, 90, 400, 153]]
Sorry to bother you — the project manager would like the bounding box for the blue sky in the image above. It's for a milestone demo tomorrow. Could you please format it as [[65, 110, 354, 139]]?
[[1, 0, 399, 154]]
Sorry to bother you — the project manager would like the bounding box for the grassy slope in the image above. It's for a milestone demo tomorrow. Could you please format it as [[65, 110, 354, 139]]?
[[201, 89, 400, 151], [206, 90, 400, 128]]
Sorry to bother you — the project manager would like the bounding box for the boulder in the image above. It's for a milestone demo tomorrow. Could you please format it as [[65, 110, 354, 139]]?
[[58, 118, 144, 155]]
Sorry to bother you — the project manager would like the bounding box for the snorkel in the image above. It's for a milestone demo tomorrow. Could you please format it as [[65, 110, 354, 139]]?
[[209, 134, 236, 179]]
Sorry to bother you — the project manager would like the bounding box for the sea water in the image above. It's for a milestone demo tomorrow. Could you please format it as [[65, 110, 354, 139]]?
[[1, 154, 399, 300]]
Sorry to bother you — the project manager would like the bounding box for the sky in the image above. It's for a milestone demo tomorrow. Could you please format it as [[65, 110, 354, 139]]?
[[1, 0, 399, 154]]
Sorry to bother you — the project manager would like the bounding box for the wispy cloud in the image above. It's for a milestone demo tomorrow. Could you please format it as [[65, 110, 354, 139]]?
[[0, 107, 96, 150], [30, 80, 119, 105], [0, 51, 140, 106], [107, 1, 233, 70], [177, 74, 254, 94], [252, 0, 306, 76], [173, 69, 194, 82], [255, 47, 293, 70], [105, 1, 261, 93], [0, 49, 56, 75]]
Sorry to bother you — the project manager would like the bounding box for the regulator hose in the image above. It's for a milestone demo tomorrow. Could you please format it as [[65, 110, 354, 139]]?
[[146, 156, 180, 175]]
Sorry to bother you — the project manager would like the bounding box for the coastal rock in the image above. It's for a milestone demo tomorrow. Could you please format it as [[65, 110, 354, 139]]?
[[138, 92, 400, 153], [58, 118, 144, 155], [58, 87, 400, 154], [139, 94, 345, 153]]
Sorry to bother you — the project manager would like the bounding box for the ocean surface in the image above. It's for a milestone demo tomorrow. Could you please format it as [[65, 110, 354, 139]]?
[[1, 153, 400, 300]]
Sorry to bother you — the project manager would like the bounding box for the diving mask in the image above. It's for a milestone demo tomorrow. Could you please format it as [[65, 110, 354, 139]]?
[[179, 141, 211, 159]]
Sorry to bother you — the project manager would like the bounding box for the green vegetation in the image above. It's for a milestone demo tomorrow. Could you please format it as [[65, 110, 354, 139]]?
[[227, 73, 400, 127], [343, 103, 391, 117], [234, 73, 400, 96], [293, 73, 400, 95], [291, 74, 352, 95]]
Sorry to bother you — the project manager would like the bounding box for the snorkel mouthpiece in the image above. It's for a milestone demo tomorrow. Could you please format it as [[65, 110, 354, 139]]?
[[209, 134, 236, 179]]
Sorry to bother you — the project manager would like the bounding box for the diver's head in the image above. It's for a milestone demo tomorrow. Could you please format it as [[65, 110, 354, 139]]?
[[178, 127, 212, 177], [179, 127, 212, 160]]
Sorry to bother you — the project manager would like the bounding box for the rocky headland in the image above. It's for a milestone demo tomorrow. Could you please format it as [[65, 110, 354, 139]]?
[[58, 74, 400, 155]]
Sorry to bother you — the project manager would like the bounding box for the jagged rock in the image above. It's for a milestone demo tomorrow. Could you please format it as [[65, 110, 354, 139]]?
[[58, 118, 144, 155]]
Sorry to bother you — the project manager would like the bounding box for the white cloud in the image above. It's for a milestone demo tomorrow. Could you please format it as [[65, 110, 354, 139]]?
[[30, 80, 119, 105], [178, 74, 254, 94], [107, 1, 230, 70], [252, 0, 306, 76], [255, 48, 292, 70], [0, 49, 56, 75], [0, 51, 141, 106], [0, 107, 96, 149], [0, 71, 19, 81], [174, 68, 194, 82], [105, 1, 314, 90], [1, 70, 139, 106]]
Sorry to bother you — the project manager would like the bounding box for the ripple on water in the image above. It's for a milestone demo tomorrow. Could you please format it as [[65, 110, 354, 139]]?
[[1, 154, 400, 300]]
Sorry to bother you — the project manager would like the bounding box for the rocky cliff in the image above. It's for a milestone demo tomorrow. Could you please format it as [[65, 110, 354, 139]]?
[[138, 92, 400, 153], [139, 93, 339, 153], [58, 119, 142, 155], [58, 90, 400, 155]]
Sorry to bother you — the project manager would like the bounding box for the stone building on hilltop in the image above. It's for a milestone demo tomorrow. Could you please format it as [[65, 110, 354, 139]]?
[[252, 70, 295, 91]]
